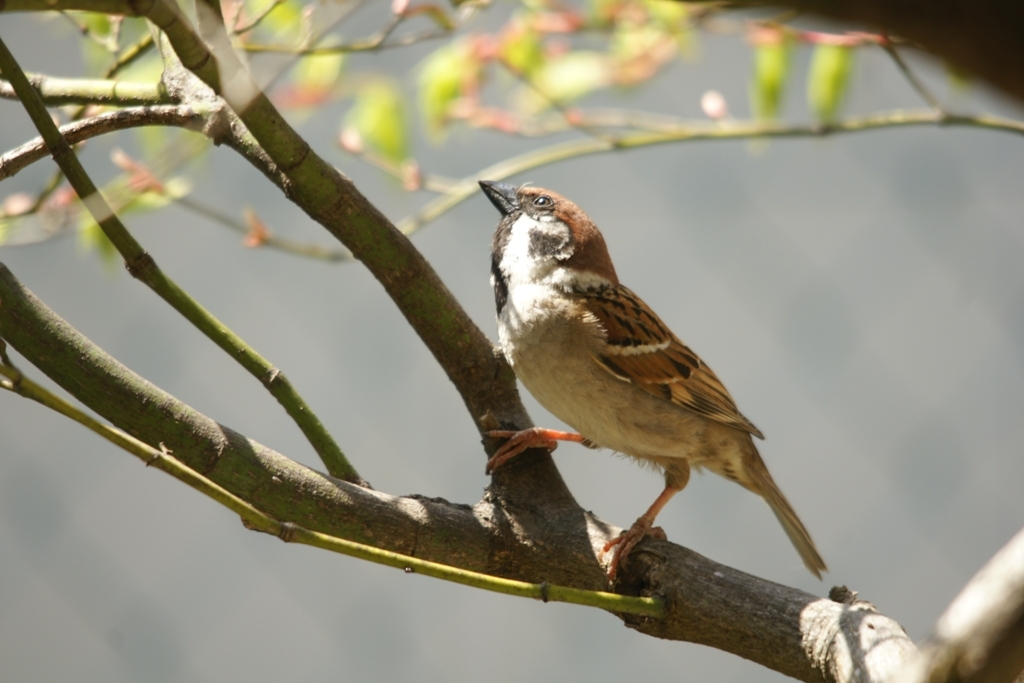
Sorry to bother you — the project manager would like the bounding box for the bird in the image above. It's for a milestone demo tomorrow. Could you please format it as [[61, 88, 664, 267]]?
[[478, 180, 827, 580]]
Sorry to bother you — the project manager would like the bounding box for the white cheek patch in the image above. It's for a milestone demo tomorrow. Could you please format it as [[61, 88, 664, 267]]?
[[501, 214, 542, 267], [500, 214, 569, 282]]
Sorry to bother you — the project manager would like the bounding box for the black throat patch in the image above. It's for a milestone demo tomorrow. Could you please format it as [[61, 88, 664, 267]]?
[[490, 215, 515, 314], [491, 256, 509, 314]]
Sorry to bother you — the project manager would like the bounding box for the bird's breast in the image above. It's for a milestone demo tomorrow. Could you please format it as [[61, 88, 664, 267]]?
[[496, 285, 722, 464]]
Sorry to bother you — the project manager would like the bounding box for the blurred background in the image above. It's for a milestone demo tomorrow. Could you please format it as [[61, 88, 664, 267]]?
[[2, 2, 1023, 682]]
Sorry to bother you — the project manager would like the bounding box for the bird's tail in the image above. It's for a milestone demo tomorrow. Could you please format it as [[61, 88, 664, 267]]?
[[744, 449, 827, 579]]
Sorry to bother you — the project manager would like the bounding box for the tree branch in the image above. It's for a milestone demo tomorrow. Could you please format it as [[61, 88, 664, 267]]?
[[0, 354, 664, 619], [0, 35, 361, 484], [0, 260, 918, 683], [0, 0, 138, 14], [139, 0, 534, 448], [396, 110, 1024, 237], [0, 105, 204, 180], [0, 74, 167, 106]]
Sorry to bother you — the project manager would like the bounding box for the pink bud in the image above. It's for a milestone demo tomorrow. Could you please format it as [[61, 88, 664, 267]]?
[[700, 90, 729, 120], [2, 193, 34, 216], [339, 127, 364, 154]]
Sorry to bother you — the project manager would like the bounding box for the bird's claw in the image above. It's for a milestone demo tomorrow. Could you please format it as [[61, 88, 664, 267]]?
[[484, 427, 584, 474], [602, 520, 666, 579]]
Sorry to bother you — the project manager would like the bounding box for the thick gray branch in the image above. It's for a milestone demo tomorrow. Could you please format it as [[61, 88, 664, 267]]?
[[899, 526, 1024, 683], [0, 261, 916, 683]]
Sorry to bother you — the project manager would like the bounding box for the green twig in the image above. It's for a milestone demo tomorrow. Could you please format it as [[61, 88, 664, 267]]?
[[231, 0, 284, 35], [0, 35, 362, 485], [174, 196, 352, 261], [397, 108, 1024, 235], [240, 12, 452, 55], [0, 74, 168, 105], [24, 31, 157, 213], [0, 359, 664, 620], [142, 0, 514, 453], [881, 40, 945, 113], [104, 30, 155, 78]]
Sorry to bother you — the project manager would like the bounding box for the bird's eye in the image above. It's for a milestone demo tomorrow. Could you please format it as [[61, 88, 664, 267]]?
[[533, 195, 553, 208]]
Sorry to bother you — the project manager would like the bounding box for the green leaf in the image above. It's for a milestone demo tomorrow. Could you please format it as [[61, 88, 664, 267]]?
[[77, 213, 119, 269], [587, 0, 621, 26], [258, 0, 305, 43], [750, 38, 792, 120], [644, 0, 693, 54], [500, 17, 545, 78], [120, 177, 193, 215], [644, 0, 688, 28], [612, 21, 663, 62], [291, 49, 345, 94], [346, 80, 409, 163], [418, 39, 478, 140], [519, 51, 609, 112], [807, 44, 854, 123]]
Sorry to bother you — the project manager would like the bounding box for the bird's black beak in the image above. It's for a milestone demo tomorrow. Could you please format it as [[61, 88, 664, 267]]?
[[479, 180, 520, 217]]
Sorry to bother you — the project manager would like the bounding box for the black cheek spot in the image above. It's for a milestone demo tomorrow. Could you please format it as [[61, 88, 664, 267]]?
[[528, 226, 573, 259]]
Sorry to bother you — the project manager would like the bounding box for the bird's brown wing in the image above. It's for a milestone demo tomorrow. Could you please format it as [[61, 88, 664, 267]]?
[[579, 285, 764, 439]]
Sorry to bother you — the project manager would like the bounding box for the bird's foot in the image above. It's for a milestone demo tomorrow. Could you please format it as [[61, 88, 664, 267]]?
[[602, 518, 667, 579], [484, 428, 584, 474]]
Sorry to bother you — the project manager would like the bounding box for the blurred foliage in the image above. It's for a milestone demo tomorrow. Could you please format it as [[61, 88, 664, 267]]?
[[419, 37, 480, 140], [749, 28, 792, 119], [4, 0, 981, 260], [807, 43, 854, 123], [344, 79, 409, 163], [77, 149, 193, 266]]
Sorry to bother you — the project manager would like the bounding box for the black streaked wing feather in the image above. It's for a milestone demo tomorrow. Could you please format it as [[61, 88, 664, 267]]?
[[582, 286, 764, 438]]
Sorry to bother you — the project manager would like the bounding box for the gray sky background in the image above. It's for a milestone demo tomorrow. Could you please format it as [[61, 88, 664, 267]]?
[[2, 3, 1024, 682]]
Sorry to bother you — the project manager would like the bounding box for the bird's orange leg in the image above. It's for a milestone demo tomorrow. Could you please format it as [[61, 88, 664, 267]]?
[[602, 484, 682, 579], [485, 428, 585, 474]]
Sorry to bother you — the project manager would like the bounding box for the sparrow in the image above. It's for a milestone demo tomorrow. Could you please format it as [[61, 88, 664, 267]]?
[[478, 180, 827, 580]]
